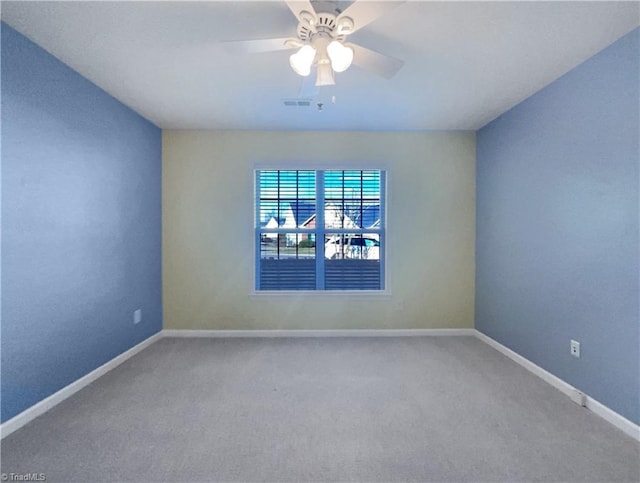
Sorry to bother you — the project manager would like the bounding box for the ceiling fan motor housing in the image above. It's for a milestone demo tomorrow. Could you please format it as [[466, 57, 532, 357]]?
[[296, 12, 346, 43]]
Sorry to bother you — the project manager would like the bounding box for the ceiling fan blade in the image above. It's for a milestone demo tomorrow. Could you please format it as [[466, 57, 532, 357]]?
[[298, 69, 320, 98], [350, 43, 404, 79], [285, 0, 317, 23], [337, 1, 405, 34], [222, 37, 298, 55]]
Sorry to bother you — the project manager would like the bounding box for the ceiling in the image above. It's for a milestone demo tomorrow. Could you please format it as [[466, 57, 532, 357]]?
[[2, 1, 638, 131]]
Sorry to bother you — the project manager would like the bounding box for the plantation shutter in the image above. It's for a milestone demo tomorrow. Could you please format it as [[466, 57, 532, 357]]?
[[323, 170, 383, 290], [324, 259, 381, 290], [256, 170, 317, 290]]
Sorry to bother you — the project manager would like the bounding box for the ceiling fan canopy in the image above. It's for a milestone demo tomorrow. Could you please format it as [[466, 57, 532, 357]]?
[[223, 0, 405, 89]]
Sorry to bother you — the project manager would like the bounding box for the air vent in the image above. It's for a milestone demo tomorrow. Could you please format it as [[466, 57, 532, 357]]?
[[283, 99, 312, 107]]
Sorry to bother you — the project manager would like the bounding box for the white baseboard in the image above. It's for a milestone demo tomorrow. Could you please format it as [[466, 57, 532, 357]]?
[[0, 328, 474, 438], [162, 328, 476, 338], [3, 328, 637, 444], [0, 331, 163, 439], [474, 330, 640, 442]]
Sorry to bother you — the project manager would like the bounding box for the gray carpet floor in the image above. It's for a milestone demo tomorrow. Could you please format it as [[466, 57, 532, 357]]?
[[1, 336, 639, 482]]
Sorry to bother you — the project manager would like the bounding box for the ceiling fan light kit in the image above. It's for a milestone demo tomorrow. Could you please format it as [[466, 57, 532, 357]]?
[[288, 10, 353, 86], [289, 34, 355, 85]]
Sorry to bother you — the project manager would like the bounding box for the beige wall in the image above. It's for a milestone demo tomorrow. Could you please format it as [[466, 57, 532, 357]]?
[[163, 130, 475, 330]]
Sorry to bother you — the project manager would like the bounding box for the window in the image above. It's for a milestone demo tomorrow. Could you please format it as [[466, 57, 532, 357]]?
[[255, 169, 385, 291]]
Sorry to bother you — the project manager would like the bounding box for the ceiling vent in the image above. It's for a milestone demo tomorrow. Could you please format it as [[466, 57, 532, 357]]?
[[283, 99, 312, 107]]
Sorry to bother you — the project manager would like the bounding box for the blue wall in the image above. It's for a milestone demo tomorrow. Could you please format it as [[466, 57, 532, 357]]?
[[1, 23, 162, 422], [476, 28, 639, 424]]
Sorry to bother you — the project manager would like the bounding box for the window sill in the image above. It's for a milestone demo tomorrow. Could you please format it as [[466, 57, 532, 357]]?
[[249, 290, 392, 300]]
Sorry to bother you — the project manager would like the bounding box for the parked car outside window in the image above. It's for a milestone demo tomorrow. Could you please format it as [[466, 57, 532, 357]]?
[[324, 235, 380, 260]]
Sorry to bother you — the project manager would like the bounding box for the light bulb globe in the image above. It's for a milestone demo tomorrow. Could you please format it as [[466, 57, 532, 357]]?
[[327, 40, 353, 73], [289, 45, 316, 76]]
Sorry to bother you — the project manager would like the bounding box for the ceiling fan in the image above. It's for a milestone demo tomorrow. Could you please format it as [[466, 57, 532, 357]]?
[[224, 0, 405, 90]]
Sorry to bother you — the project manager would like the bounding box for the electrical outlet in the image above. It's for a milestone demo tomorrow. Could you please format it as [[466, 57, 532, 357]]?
[[570, 339, 580, 358], [134, 309, 142, 325]]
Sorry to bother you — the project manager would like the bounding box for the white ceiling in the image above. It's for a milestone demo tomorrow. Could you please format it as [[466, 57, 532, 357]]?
[[2, 1, 638, 131]]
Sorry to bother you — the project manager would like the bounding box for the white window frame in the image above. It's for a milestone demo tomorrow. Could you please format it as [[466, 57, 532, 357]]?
[[251, 167, 389, 297]]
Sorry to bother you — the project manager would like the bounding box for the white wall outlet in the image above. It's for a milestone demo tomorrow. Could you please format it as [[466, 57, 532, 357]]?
[[134, 309, 142, 325], [570, 339, 580, 358]]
